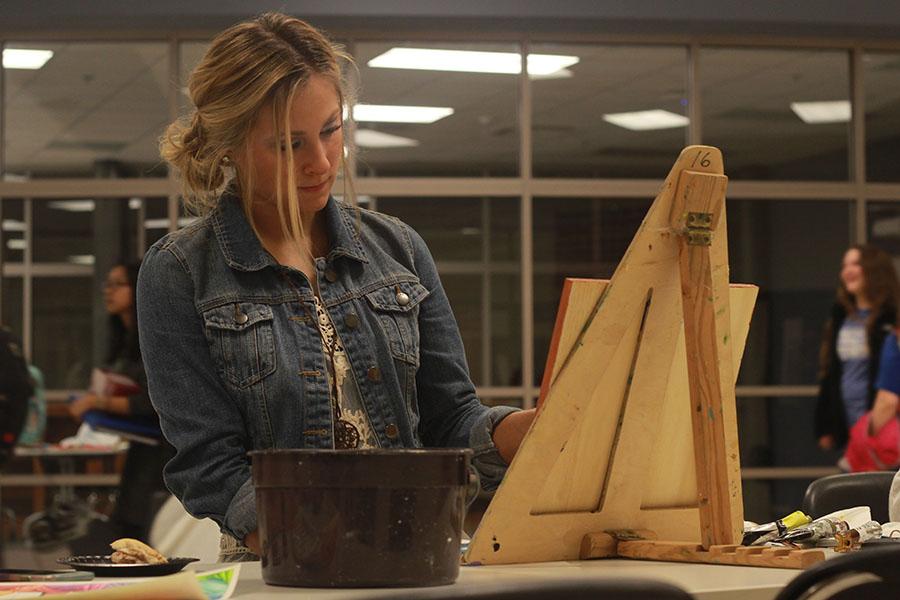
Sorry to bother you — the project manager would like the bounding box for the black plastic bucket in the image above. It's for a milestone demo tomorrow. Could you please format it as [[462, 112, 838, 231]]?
[[250, 448, 473, 587]]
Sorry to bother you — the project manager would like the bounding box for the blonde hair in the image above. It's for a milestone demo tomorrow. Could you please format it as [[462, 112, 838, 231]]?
[[160, 12, 356, 253]]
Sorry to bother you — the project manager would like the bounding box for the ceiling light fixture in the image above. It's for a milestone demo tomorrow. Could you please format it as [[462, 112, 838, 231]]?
[[602, 109, 689, 131], [48, 200, 95, 212], [353, 104, 453, 124], [368, 48, 579, 76], [355, 129, 420, 148], [143, 217, 197, 229], [67, 255, 96, 266], [3, 48, 53, 70], [2, 220, 25, 232], [529, 68, 575, 80], [790, 101, 851, 124]]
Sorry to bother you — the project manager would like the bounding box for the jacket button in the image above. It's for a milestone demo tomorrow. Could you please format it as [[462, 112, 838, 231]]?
[[324, 269, 338, 283], [396, 291, 410, 306], [235, 312, 249, 325], [385, 423, 399, 439], [345, 313, 360, 329], [367, 366, 381, 382]]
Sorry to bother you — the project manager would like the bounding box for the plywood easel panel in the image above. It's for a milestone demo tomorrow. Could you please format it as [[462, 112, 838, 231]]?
[[540, 280, 757, 512]]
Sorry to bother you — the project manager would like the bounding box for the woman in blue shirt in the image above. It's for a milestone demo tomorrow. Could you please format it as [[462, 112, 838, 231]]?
[[138, 13, 535, 560], [815, 245, 899, 452]]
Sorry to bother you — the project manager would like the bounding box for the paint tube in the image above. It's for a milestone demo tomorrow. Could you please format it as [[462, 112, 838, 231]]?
[[742, 510, 811, 546]]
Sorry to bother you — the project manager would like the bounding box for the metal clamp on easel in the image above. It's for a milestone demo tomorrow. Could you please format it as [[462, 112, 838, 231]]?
[[684, 212, 713, 246]]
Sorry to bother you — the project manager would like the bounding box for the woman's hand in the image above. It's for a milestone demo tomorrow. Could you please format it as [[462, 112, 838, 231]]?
[[244, 530, 261, 556], [69, 393, 101, 421], [492, 409, 537, 464], [869, 389, 900, 435], [69, 393, 131, 420], [818, 434, 835, 450]]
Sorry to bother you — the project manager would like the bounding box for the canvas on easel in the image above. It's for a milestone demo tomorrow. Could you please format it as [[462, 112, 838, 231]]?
[[465, 146, 824, 569]]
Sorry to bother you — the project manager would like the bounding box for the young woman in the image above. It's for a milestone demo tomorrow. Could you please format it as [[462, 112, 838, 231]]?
[[69, 261, 174, 548], [815, 245, 899, 452], [138, 13, 535, 561]]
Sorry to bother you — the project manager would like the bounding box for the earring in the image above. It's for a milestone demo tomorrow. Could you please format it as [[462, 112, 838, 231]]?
[[222, 155, 231, 165]]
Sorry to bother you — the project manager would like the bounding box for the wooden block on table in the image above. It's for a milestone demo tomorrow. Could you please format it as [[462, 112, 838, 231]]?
[[617, 540, 704, 563], [580, 533, 618, 560], [792, 549, 828, 569]]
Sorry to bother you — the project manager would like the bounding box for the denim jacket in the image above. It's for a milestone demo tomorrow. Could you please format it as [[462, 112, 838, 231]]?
[[136, 190, 515, 541]]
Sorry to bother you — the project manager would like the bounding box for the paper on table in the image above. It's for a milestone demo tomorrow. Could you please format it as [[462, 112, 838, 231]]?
[[0, 565, 239, 600], [814, 506, 872, 529]]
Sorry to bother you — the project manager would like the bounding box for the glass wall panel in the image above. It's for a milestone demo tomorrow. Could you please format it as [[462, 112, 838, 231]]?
[[33, 199, 93, 263], [353, 42, 519, 177], [531, 44, 688, 178], [701, 47, 851, 180], [0, 276, 23, 343], [376, 197, 520, 387], [867, 201, 900, 267], [727, 199, 853, 387], [31, 197, 159, 264], [768, 396, 841, 518], [32, 277, 93, 389], [1, 199, 25, 342], [142, 197, 172, 251], [3, 42, 169, 178], [865, 52, 900, 182]]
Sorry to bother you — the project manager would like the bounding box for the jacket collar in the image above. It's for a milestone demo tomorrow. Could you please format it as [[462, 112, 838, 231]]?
[[211, 188, 368, 272]]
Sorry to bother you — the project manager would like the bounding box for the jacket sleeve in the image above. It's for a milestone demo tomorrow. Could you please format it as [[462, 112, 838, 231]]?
[[405, 224, 516, 492], [136, 244, 257, 540]]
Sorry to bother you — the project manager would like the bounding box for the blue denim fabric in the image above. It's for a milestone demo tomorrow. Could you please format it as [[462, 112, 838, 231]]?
[[136, 190, 516, 541]]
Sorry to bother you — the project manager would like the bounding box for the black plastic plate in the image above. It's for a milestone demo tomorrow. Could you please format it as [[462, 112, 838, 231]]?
[[56, 556, 199, 577]]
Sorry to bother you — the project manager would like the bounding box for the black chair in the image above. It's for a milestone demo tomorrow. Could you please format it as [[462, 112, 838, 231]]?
[[775, 544, 900, 600], [801, 471, 896, 523], [369, 578, 694, 600]]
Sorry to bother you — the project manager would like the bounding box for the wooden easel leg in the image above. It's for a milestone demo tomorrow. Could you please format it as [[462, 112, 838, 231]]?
[[671, 170, 737, 549]]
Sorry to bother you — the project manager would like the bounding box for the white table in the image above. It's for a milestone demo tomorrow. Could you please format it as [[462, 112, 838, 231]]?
[[8, 444, 126, 500], [213, 559, 799, 600]]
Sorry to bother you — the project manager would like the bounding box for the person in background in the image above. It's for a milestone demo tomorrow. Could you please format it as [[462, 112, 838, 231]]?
[[815, 245, 899, 453], [17, 365, 46, 446], [138, 12, 536, 561], [69, 261, 174, 551], [0, 325, 33, 470], [846, 318, 900, 471]]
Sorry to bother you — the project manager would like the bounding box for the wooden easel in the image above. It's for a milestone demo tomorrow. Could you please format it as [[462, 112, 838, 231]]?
[[464, 145, 824, 570]]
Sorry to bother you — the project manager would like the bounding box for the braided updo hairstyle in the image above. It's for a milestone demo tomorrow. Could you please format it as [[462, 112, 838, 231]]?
[[160, 12, 355, 238]]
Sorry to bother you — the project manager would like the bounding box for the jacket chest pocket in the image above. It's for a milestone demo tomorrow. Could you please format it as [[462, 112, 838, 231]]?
[[202, 302, 277, 388], [365, 281, 429, 366]]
